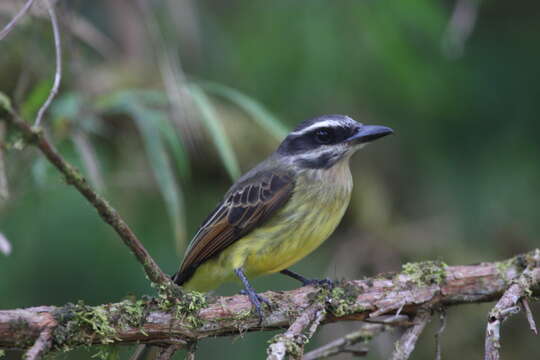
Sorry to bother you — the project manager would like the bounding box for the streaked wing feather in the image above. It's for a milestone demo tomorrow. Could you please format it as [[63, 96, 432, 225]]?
[[175, 170, 294, 284]]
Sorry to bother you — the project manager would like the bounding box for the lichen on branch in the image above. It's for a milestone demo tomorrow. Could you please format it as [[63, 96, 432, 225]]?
[[0, 250, 538, 358]]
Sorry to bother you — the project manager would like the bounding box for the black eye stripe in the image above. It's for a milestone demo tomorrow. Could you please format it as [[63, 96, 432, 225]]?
[[277, 124, 357, 155], [314, 128, 334, 144]]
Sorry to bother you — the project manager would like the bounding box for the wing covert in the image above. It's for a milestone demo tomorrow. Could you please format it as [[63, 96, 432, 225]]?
[[173, 170, 294, 285]]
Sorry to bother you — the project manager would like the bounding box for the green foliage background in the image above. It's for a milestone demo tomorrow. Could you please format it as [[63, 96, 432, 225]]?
[[1, 0, 539, 359]]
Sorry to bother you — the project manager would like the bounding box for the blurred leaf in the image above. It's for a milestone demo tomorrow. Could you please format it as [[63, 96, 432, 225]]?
[[0, 232, 11, 256], [97, 90, 190, 179], [72, 130, 105, 192], [31, 157, 50, 187], [50, 93, 106, 191], [154, 112, 191, 179], [51, 92, 82, 120], [21, 80, 52, 121], [94, 89, 168, 110], [0, 123, 8, 200], [103, 92, 187, 252], [0, 92, 13, 112], [200, 82, 288, 140], [188, 85, 241, 180]]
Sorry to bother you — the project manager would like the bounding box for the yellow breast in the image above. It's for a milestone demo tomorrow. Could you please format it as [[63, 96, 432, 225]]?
[[182, 160, 353, 292], [242, 160, 353, 276]]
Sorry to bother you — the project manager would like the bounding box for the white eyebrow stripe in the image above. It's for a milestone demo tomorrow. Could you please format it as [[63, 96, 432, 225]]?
[[291, 120, 346, 136]]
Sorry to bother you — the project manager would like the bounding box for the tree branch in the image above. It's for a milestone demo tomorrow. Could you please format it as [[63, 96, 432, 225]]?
[[303, 323, 387, 359], [434, 308, 447, 360], [521, 297, 538, 335], [0, 2, 172, 288], [0, 0, 36, 41], [1, 250, 539, 356], [23, 325, 55, 360], [267, 303, 326, 360], [484, 249, 540, 360], [1, 110, 172, 287], [34, 0, 62, 127], [156, 344, 182, 360], [390, 310, 431, 360]]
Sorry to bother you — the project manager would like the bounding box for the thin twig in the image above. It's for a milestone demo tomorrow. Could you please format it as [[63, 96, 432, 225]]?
[[129, 345, 147, 360], [23, 326, 54, 360], [304, 323, 388, 360], [0, 0, 36, 41], [267, 304, 326, 360], [185, 342, 197, 360], [34, 0, 62, 127], [0, 122, 8, 199], [521, 298, 538, 335], [390, 310, 432, 360], [3, 110, 172, 286], [485, 249, 540, 360], [434, 308, 447, 360], [364, 314, 412, 326], [156, 344, 181, 360]]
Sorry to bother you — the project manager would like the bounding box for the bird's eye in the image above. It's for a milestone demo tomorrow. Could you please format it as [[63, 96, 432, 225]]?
[[314, 128, 334, 144]]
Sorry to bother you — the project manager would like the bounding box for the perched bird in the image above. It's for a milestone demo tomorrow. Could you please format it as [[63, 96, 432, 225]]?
[[173, 114, 393, 317]]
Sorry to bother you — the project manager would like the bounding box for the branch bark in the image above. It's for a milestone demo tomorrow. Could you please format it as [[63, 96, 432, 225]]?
[[1, 250, 538, 356], [389, 310, 431, 360], [266, 303, 326, 360], [484, 249, 540, 360], [23, 325, 55, 360], [34, 0, 62, 127], [303, 323, 386, 359], [0, 0, 36, 41]]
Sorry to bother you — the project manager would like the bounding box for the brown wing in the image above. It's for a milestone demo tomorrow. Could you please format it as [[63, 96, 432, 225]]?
[[172, 170, 294, 285]]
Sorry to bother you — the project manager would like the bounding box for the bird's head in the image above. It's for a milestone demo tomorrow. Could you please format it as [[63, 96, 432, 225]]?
[[277, 114, 393, 169]]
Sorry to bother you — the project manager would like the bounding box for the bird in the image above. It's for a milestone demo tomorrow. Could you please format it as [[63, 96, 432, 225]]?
[[172, 114, 393, 318]]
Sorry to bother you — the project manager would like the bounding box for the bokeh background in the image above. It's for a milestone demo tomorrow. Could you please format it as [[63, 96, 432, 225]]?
[[1, 0, 539, 359]]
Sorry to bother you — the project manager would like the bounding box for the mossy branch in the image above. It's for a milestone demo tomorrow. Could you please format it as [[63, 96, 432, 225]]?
[[0, 250, 539, 359]]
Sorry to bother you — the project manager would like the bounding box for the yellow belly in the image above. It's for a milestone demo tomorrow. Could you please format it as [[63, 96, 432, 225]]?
[[183, 165, 353, 292]]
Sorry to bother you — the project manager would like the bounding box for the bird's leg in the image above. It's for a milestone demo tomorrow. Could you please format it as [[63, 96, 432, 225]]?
[[280, 269, 334, 287], [234, 267, 270, 323]]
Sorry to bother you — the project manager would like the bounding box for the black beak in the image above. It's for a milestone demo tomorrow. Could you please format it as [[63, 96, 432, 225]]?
[[346, 125, 394, 144]]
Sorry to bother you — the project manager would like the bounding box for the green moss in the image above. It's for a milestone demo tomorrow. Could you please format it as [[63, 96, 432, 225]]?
[[515, 254, 528, 270], [9, 317, 29, 332], [154, 284, 207, 328], [49, 288, 207, 352], [9, 318, 33, 348], [64, 165, 86, 185], [401, 260, 448, 287], [495, 258, 515, 283], [268, 334, 303, 357], [305, 281, 365, 317], [116, 298, 146, 331], [52, 301, 118, 350], [524, 249, 540, 268]]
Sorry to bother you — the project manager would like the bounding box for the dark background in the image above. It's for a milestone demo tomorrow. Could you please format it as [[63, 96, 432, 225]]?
[[1, 0, 539, 358]]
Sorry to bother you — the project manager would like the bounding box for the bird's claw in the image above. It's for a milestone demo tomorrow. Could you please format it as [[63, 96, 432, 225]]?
[[242, 289, 270, 324]]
